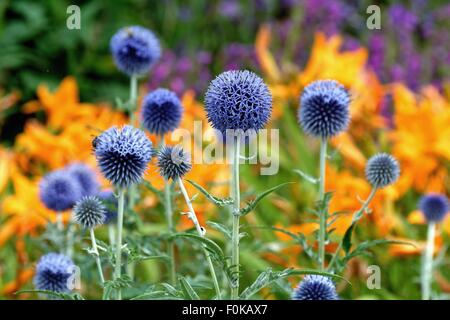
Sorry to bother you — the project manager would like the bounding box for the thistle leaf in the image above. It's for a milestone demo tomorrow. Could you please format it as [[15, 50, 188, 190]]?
[[178, 276, 200, 300], [169, 232, 224, 259], [186, 179, 234, 207], [240, 182, 293, 216], [293, 169, 319, 184], [207, 221, 232, 240]]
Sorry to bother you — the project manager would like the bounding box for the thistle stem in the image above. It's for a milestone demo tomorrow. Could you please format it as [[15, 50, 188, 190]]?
[[164, 178, 176, 285], [56, 212, 63, 231], [108, 224, 116, 247], [178, 177, 222, 299], [115, 188, 125, 300], [90, 228, 105, 284], [318, 137, 327, 271], [129, 74, 138, 125], [231, 137, 241, 299], [422, 222, 435, 300], [327, 187, 378, 272]]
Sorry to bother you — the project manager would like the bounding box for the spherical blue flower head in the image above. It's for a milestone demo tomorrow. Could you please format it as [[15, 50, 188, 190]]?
[[110, 26, 161, 75], [39, 170, 82, 211], [292, 275, 338, 300], [157, 145, 192, 180], [98, 190, 118, 224], [73, 196, 106, 229], [141, 88, 183, 135], [365, 153, 400, 188], [298, 80, 350, 138], [419, 193, 449, 223], [66, 163, 100, 197], [33, 253, 75, 293], [205, 70, 272, 134], [94, 125, 153, 188]]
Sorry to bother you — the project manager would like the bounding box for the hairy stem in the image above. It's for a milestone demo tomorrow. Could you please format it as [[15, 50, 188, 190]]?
[[115, 188, 125, 300], [318, 137, 327, 271], [422, 222, 435, 300], [231, 137, 241, 299], [90, 228, 105, 284], [178, 177, 222, 299]]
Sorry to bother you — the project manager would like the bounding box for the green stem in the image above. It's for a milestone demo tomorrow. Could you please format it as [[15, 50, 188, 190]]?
[[231, 137, 241, 299], [164, 178, 176, 286], [66, 222, 75, 259], [129, 74, 138, 125], [327, 187, 378, 272], [318, 137, 327, 271], [56, 212, 63, 231], [108, 224, 115, 247], [115, 188, 125, 300], [422, 222, 435, 300], [178, 177, 222, 299], [90, 228, 105, 284]]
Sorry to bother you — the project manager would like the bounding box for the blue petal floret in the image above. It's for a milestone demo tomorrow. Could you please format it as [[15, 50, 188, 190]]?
[[39, 170, 82, 211], [292, 275, 338, 300], [365, 153, 400, 188], [33, 253, 75, 293], [298, 80, 350, 138], [94, 125, 153, 188], [110, 25, 161, 75], [141, 88, 183, 135], [157, 145, 192, 180], [205, 70, 272, 134], [419, 193, 449, 223]]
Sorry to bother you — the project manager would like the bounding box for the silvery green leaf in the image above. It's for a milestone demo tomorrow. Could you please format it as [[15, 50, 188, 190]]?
[[186, 179, 233, 207], [240, 182, 293, 216], [293, 169, 319, 184]]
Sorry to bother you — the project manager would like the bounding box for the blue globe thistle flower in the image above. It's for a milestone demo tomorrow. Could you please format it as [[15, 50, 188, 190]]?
[[365, 153, 400, 188], [419, 193, 449, 223], [98, 190, 118, 224], [33, 253, 75, 293], [110, 26, 161, 75], [141, 88, 183, 135], [157, 145, 192, 180], [73, 196, 106, 229], [205, 70, 272, 134], [292, 275, 338, 300], [94, 125, 153, 188], [39, 170, 82, 212], [66, 163, 100, 197], [298, 80, 350, 138]]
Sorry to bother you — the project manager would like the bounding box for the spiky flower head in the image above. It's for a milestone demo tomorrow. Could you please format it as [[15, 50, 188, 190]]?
[[94, 125, 153, 188], [141, 88, 183, 135], [419, 193, 449, 223], [39, 170, 81, 212], [98, 190, 118, 224], [66, 163, 100, 197], [110, 26, 161, 75], [33, 253, 75, 293], [292, 275, 338, 300], [157, 145, 192, 180], [365, 153, 400, 188], [73, 196, 106, 229], [205, 70, 272, 134], [298, 80, 350, 138]]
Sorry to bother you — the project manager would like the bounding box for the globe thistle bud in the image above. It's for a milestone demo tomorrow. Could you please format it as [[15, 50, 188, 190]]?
[[157, 145, 192, 180], [94, 125, 153, 188], [141, 88, 183, 135], [33, 253, 75, 293], [419, 193, 449, 223], [98, 190, 118, 224], [73, 196, 106, 229], [39, 170, 82, 212], [298, 80, 350, 138], [365, 153, 400, 188], [66, 163, 100, 197], [110, 26, 161, 75], [292, 275, 338, 300], [205, 70, 272, 134]]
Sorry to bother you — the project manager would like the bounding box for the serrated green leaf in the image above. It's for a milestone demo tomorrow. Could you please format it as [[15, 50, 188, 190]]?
[[169, 232, 224, 258], [240, 182, 293, 216], [16, 289, 84, 300], [186, 180, 233, 207], [342, 222, 356, 254], [344, 239, 415, 262]]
